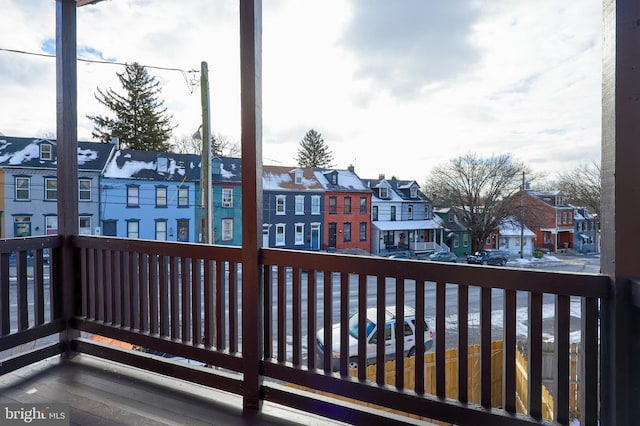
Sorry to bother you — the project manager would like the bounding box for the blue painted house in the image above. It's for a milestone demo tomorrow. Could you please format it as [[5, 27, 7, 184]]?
[[262, 166, 325, 250], [0, 136, 114, 238], [101, 149, 200, 242], [210, 157, 242, 245]]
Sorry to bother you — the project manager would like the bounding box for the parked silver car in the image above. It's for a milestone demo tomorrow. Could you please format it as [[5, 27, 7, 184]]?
[[316, 306, 434, 371]]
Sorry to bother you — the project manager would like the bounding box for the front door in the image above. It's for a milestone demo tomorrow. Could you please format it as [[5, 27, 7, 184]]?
[[177, 219, 189, 242], [311, 224, 320, 250], [328, 223, 337, 249]]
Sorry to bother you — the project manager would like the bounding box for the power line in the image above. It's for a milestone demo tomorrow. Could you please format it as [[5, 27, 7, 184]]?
[[0, 47, 199, 93]]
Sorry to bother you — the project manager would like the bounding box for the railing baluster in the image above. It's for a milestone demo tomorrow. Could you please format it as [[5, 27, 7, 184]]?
[[170, 256, 179, 340], [139, 253, 149, 333], [339, 272, 349, 376], [0, 252, 9, 335], [582, 296, 599, 425], [89, 248, 97, 320], [415, 279, 426, 395], [204, 259, 214, 348], [528, 292, 543, 418], [481, 286, 492, 407], [181, 257, 191, 343], [292, 267, 301, 366], [104, 249, 113, 324], [375, 275, 385, 385], [395, 277, 405, 389], [323, 270, 333, 374], [306, 269, 316, 370], [149, 254, 159, 334], [436, 281, 446, 398], [554, 294, 570, 424], [215, 260, 225, 349], [229, 262, 237, 353], [131, 252, 140, 330], [277, 266, 286, 362], [122, 251, 130, 327], [357, 274, 367, 380], [80, 247, 88, 318], [503, 288, 517, 413], [263, 264, 272, 358], [34, 249, 45, 326], [159, 255, 169, 337], [191, 257, 200, 345], [458, 284, 469, 403], [16, 251, 28, 331]]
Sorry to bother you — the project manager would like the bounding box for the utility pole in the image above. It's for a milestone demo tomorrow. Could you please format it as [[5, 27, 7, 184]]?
[[201, 61, 213, 244]]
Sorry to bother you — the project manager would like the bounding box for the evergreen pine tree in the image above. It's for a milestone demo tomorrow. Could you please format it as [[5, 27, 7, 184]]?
[[87, 62, 175, 152], [295, 129, 334, 168]]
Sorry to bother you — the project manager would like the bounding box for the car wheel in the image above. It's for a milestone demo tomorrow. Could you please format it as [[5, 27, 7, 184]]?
[[348, 357, 359, 370], [407, 347, 416, 357]]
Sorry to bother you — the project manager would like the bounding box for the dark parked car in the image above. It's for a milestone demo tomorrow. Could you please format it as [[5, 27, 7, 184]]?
[[425, 251, 458, 263], [466, 249, 509, 266]]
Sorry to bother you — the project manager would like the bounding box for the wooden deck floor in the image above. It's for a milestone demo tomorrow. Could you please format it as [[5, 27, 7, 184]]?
[[0, 355, 346, 426]]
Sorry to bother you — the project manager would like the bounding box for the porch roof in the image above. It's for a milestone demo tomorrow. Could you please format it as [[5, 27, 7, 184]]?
[[372, 219, 441, 231]]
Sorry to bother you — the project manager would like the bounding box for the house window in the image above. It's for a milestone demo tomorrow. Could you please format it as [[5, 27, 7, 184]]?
[[294, 169, 303, 184], [380, 187, 388, 198], [359, 222, 367, 241], [372, 206, 378, 221], [79, 216, 91, 235], [454, 235, 460, 248], [14, 216, 31, 237], [448, 212, 454, 222], [344, 197, 352, 214], [294, 223, 304, 245], [79, 179, 91, 201], [15, 177, 30, 200], [344, 222, 351, 242], [45, 216, 58, 235], [127, 186, 139, 207], [156, 186, 167, 207], [329, 196, 337, 214], [275, 224, 285, 246], [178, 187, 189, 207], [390, 206, 396, 221], [425, 205, 431, 219], [331, 174, 337, 185], [410, 186, 418, 198], [222, 188, 233, 208], [222, 218, 233, 241], [276, 195, 286, 215], [311, 195, 320, 214], [463, 234, 469, 247], [486, 236, 491, 245], [45, 178, 57, 201], [408, 205, 413, 220], [360, 197, 367, 214], [126, 220, 139, 239], [155, 220, 167, 240], [295, 195, 305, 215], [40, 143, 52, 160]]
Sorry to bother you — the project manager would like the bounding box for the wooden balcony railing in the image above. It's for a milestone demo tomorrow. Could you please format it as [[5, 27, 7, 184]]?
[[0, 234, 609, 425]]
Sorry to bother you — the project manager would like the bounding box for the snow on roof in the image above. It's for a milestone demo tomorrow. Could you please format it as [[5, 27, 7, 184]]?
[[263, 166, 322, 190]]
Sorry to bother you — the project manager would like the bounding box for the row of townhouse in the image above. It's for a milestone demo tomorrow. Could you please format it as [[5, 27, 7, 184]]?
[[0, 136, 598, 256]]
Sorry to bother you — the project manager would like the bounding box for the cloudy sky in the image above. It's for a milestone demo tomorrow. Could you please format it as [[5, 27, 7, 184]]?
[[0, 0, 602, 184]]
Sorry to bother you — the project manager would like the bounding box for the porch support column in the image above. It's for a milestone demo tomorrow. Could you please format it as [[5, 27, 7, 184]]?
[[56, 0, 80, 354], [600, 0, 640, 423], [240, 0, 264, 414]]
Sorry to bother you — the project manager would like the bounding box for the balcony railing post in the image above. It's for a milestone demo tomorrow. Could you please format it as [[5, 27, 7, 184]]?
[[240, 0, 264, 414], [600, 0, 640, 423], [55, 0, 81, 354]]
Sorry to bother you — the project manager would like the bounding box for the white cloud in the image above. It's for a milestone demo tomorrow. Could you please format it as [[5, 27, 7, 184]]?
[[0, 0, 602, 184]]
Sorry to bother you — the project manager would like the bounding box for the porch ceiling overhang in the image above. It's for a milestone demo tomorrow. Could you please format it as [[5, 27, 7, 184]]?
[[372, 219, 441, 231]]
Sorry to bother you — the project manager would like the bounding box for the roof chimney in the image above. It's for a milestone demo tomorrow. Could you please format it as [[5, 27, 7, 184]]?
[[347, 164, 354, 172], [378, 173, 385, 180]]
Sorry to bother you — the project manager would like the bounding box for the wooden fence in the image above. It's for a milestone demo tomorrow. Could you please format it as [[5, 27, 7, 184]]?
[[293, 340, 582, 424]]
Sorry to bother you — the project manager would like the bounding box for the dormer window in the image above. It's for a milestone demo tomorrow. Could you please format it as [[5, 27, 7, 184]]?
[[212, 157, 221, 175], [410, 185, 418, 198], [294, 169, 303, 184], [40, 143, 53, 161], [331, 174, 337, 185], [156, 155, 168, 172], [380, 186, 388, 198]]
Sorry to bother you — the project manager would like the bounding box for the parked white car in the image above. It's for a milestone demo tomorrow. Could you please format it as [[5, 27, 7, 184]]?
[[316, 306, 434, 371]]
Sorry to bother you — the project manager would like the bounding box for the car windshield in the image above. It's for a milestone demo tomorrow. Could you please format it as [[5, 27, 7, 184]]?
[[348, 313, 376, 339]]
